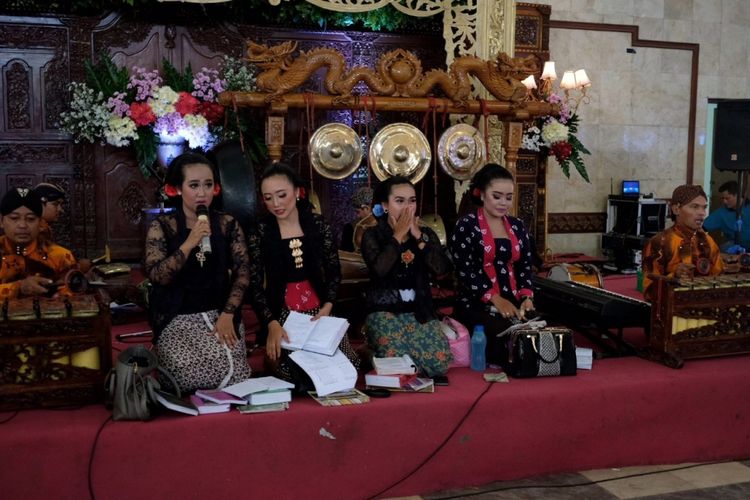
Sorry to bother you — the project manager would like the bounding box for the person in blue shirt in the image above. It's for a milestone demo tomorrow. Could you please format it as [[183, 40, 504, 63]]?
[[703, 180, 750, 251]]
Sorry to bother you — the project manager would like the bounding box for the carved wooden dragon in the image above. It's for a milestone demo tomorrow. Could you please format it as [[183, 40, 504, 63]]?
[[246, 40, 536, 104]]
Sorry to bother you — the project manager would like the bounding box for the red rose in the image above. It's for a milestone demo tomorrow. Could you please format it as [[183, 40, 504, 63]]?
[[175, 92, 200, 116], [551, 141, 573, 161], [129, 102, 156, 127], [198, 101, 225, 125]]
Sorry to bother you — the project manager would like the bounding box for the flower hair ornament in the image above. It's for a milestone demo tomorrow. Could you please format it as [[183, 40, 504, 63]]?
[[472, 187, 481, 197], [164, 184, 179, 197], [213, 183, 221, 196], [372, 203, 385, 217], [297, 187, 306, 199]]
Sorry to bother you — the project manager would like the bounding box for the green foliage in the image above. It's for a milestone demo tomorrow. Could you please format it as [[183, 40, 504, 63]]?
[[134, 127, 158, 179], [161, 58, 193, 92], [564, 114, 591, 182], [84, 52, 129, 98]]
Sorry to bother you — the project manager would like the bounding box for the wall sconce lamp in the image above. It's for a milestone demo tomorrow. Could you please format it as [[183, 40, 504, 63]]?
[[522, 61, 592, 113]]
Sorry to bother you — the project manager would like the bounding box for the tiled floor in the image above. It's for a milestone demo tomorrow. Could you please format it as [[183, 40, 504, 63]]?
[[394, 460, 750, 499]]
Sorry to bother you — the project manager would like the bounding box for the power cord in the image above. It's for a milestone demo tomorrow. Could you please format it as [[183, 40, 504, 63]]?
[[87, 415, 113, 500], [427, 459, 741, 499], [0, 411, 18, 424], [367, 381, 496, 500]]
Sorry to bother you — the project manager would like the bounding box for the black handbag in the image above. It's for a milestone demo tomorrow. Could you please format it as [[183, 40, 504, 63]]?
[[501, 327, 577, 378]]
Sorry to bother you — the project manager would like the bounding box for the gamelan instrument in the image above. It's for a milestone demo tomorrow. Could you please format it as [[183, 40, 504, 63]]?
[[649, 273, 750, 368], [547, 263, 604, 288], [531, 274, 651, 355], [0, 293, 111, 410]]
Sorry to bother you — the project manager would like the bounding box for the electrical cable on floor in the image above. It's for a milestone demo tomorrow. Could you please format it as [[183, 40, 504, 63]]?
[[0, 411, 18, 424], [367, 381, 496, 500], [428, 459, 739, 499], [87, 415, 113, 500]]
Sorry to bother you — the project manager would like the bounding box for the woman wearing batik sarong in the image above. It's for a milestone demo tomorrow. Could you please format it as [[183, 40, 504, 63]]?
[[361, 176, 452, 377]]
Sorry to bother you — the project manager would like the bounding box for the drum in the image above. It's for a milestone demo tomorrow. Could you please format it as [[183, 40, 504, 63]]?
[[547, 263, 604, 288]]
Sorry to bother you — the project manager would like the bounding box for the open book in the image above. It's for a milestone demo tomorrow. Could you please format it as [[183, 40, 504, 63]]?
[[154, 390, 198, 416], [372, 355, 417, 376], [281, 311, 349, 357], [289, 349, 357, 397]]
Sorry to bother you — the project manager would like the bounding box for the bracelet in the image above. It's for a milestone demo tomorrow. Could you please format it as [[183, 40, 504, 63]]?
[[519, 295, 533, 303], [222, 304, 237, 314]]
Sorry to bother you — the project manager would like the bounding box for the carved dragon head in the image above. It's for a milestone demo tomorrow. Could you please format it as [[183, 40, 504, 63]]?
[[246, 40, 298, 69], [495, 52, 539, 80]]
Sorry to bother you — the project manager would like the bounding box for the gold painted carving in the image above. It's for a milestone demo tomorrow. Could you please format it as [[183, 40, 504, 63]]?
[[246, 40, 535, 105]]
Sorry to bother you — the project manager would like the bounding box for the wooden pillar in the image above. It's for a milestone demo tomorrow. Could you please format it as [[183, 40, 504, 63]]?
[[502, 121, 523, 174], [265, 115, 285, 163], [503, 120, 523, 215]]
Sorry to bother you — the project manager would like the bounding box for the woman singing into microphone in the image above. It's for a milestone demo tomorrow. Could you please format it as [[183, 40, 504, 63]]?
[[145, 152, 252, 392]]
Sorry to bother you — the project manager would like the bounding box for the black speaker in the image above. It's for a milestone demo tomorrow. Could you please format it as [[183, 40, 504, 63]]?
[[714, 100, 750, 171]]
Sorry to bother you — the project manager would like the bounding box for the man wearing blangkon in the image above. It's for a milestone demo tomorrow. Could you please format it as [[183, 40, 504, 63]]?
[[0, 187, 77, 299], [642, 184, 723, 302]]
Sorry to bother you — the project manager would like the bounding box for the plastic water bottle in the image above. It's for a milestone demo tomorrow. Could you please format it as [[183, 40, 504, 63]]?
[[470, 325, 487, 371]]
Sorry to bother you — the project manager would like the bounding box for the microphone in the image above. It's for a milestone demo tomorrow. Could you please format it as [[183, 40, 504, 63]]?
[[196, 204, 212, 254]]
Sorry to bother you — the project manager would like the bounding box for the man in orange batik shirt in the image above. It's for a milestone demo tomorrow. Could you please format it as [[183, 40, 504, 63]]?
[[0, 187, 77, 299], [642, 184, 723, 302]]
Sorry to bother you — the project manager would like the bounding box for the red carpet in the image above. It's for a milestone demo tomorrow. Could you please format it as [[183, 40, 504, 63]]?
[[2, 276, 750, 499]]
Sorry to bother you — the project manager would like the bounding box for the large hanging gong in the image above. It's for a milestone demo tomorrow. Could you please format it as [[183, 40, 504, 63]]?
[[369, 123, 431, 183], [437, 123, 486, 181], [308, 123, 363, 180]]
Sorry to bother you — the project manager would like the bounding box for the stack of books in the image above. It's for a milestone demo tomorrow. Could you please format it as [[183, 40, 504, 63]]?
[[153, 376, 296, 416], [224, 376, 295, 414], [190, 389, 249, 415], [365, 355, 435, 393]]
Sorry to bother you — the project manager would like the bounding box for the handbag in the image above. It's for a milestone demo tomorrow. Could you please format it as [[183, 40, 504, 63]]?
[[441, 317, 470, 368], [501, 327, 577, 378], [105, 344, 181, 421]]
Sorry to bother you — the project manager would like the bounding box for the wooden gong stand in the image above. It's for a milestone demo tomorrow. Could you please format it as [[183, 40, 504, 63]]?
[[218, 41, 559, 178]]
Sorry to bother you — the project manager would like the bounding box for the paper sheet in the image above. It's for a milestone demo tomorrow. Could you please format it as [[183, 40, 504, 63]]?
[[289, 349, 357, 397]]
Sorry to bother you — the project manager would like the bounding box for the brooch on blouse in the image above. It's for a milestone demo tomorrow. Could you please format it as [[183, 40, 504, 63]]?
[[289, 238, 304, 269], [401, 249, 415, 267], [196, 247, 206, 267]]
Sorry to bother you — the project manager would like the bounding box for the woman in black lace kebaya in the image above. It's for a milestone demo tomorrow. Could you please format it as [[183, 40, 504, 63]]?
[[448, 163, 535, 366], [361, 176, 452, 377], [247, 163, 359, 386], [144, 152, 251, 392]]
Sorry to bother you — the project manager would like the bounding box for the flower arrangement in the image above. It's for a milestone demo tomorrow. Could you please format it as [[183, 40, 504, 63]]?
[[522, 94, 591, 182], [60, 53, 256, 178]]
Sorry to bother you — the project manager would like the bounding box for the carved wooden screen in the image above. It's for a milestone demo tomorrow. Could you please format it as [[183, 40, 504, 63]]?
[[514, 3, 551, 255], [0, 19, 80, 252]]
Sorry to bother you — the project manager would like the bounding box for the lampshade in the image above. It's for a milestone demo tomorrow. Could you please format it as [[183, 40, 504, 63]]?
[[574, 69, 591, 88], [560, 70, 577, 90], [521, 75, 537, 90], [541, 61, 557, 81]]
